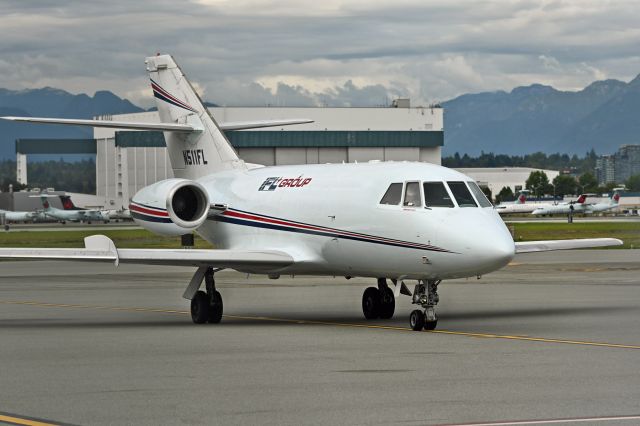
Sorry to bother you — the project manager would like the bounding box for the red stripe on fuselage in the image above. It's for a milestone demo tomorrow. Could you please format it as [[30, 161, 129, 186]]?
[[222, 209, 443, 251], [129, 203, 169, 217]]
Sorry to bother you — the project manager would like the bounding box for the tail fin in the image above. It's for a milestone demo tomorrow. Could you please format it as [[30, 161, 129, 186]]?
[[145, 54, 246, 179], [611, 192, 620, 205], [40, 195, 51, 211], [576, 194, 587, 204], [59, 195, 81, 210], [516, 192, 527, 204]]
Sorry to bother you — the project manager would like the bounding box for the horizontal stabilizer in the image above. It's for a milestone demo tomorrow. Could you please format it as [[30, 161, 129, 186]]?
[[1, 116, 197, 132], [0, 235, 294, 270], [219, 119, 313, 130], [1, 116, 313, 132], [515, 238, 623, 253]]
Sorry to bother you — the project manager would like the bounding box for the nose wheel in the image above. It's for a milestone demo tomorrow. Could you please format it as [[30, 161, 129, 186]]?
[[410, 279, 440, 331]]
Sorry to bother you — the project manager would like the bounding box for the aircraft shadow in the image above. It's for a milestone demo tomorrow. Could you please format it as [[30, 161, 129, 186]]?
[[0, 305, 633, 329]]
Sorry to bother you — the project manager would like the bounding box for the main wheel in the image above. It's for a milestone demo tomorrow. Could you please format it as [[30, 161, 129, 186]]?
[[191, 290, 210, 324], [424, 319, 438, 331], [362, 287, 381, 319], [4, 225, 9, 231], [207, 290, 223, 324], [379, 287, 395, 319], [410, 310, 425, 331]]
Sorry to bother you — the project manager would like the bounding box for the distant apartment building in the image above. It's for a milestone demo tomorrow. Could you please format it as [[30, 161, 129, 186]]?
[[595, 155, 616, 185], [595, 144, 640, 185]]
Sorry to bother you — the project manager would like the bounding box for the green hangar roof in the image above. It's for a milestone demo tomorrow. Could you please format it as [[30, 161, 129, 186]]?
[[114, 130, 444, 148], [14, 130, 444, 154]]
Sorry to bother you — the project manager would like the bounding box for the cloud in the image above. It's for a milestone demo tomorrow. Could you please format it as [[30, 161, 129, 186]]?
[[0, 0, 639, 107]]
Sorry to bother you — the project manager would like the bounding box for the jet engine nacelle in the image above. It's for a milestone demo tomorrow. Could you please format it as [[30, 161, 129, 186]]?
[[129, 179, 210, 236]]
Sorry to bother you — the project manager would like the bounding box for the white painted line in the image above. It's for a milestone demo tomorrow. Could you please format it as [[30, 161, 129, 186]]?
[[439, 414, 640, 426]]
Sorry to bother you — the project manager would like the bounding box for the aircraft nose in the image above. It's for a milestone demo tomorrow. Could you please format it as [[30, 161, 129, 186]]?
[[487, 230, 516, 268], [468, 213, 515, 272]]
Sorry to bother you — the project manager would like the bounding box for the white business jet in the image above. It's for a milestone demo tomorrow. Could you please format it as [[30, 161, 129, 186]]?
[[0, 55, 622, 331]]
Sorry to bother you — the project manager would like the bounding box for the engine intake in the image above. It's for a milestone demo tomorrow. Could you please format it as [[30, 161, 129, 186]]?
[[131, 179, 210, 236], [167, 182, 209, 228]]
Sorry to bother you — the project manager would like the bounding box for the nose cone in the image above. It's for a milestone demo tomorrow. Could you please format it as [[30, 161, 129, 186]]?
[[485, 226, 516, 269], [445, 209, 515, 277]]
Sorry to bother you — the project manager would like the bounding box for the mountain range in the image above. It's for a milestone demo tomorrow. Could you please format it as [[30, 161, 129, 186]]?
[[442, 74, 640, 156], [0, 88, 143, 160], [1, 74, 639, 161]]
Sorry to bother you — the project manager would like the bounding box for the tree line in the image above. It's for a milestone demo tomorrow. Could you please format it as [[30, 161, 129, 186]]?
[[495, 171, 640, 203], [443, 150, 598, 175]]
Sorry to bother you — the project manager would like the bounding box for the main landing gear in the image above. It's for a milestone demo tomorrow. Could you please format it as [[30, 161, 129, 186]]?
[[362, 278, 395, 319], [410, 279, 440, 331], [188, 267, 223, 324]]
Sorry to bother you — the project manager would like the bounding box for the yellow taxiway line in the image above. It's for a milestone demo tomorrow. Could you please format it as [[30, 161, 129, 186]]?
[[0, 412, 61, 426], [1, 299, 640, 350]]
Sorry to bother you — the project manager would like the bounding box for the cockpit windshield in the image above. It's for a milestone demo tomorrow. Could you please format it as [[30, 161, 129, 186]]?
[[467, 181, 493, 207], [423, 182, 454, 207], [380, 183, 403, 205], [403, 182, 422, 207], [447, 181, 477, 207]]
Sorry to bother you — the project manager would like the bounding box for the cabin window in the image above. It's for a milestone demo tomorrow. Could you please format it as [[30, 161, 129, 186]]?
[[467, 181, 493, 207], [403, 182, 422, 207], [423, 182, 455, 208], [447, 181, 478, 207], [379, 183, 403, 205]]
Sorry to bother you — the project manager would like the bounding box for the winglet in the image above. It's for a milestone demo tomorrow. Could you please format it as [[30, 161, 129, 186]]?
[[84, 235, 119, 266]]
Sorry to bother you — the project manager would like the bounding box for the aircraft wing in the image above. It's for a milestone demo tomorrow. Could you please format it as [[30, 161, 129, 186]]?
[[0, 235, 294, 270], [1, 116, 313, 132], [515, 238, 623, 253]]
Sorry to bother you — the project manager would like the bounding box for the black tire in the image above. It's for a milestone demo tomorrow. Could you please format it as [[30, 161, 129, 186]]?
[[424, 319, 438, 331], [410, 310, 425, 331], [362, 287, 381, 319], [87, 221, 92, 224], [191, 290, 210, 324], [207, 290, 223, 324], [379, 287, 395, 319], [4, 225, 9, 231]]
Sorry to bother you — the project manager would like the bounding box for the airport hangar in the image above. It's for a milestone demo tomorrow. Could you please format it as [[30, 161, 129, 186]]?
[[12, 101, 562, 210]]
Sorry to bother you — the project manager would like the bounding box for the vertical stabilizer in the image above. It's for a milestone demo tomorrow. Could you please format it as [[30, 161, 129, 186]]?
[[611, 191, 620, 205], [145, 55, 246, 179]]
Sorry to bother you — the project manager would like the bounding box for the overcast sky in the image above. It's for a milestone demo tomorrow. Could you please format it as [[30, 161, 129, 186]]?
[[2, 0, 639, 108]]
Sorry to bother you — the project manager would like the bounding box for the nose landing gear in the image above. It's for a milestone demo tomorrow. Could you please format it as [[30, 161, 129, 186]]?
[[410, 279, 440, 331]]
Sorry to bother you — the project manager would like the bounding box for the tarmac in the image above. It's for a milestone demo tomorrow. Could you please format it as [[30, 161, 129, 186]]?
[[0, 250, 639, 426]]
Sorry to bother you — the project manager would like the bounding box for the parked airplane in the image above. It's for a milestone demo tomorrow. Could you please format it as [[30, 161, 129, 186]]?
[[585, 191, 620, 214], [0, 209, 36, 231], [37, 194, 110, 224], [0, 55, 622, 330], [494, 191, 551, 214], [530, 194, 588, 216]]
